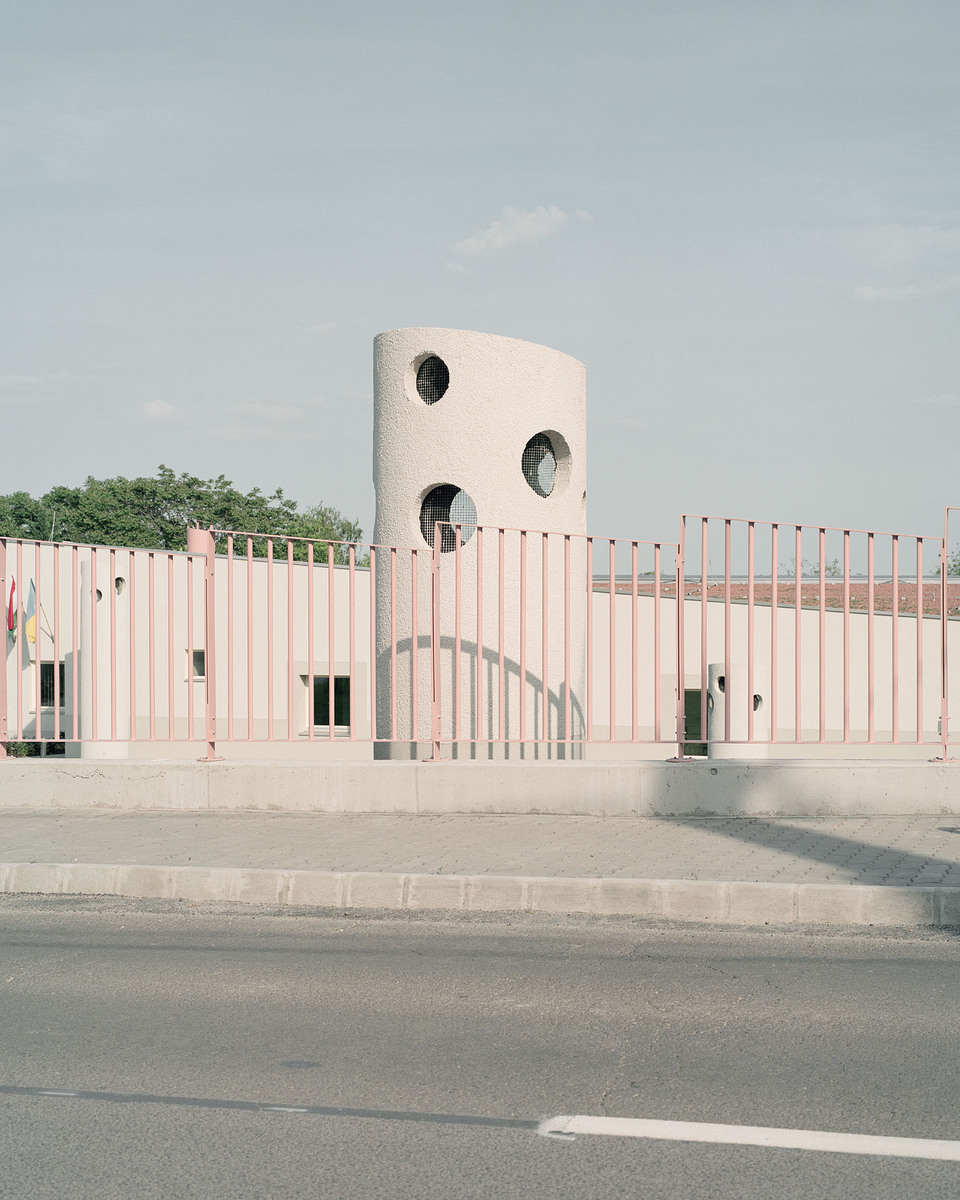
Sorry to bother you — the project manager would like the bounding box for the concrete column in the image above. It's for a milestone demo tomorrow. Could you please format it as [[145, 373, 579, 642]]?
[[372, 328, 588, 759]]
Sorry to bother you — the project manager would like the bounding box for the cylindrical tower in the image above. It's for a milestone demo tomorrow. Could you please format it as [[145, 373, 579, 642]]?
[[373, 328, 588, 758]]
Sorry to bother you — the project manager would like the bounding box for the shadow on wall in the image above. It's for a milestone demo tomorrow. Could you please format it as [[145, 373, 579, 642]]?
[[375, 636, 586, 760]]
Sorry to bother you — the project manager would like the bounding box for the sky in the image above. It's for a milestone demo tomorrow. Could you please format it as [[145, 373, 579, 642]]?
[[1, 0, 958, 548]]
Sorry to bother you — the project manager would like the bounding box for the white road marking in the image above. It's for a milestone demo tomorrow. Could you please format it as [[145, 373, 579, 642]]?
[[36, 1090, 80, 1097], [538, 1116, 960, 1162], [262, 1105, 309, 1113]]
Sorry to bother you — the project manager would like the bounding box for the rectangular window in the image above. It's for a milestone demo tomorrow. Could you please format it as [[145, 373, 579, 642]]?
[[189, 650, 205, 680], [312, 676, 351, 729], [683, 689, 707, 757], [40, 662, 66, 709]]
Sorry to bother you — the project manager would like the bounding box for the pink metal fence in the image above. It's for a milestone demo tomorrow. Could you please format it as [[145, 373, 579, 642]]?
[[679, 515, 950, 756], [2, 509, 958, 761]]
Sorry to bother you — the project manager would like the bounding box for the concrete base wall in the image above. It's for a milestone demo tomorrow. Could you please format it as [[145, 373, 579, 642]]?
[[3, 758, 960, 816]]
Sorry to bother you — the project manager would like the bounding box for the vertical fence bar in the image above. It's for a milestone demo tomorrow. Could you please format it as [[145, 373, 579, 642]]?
[[90, 546, 98, 743], [794, 527, 802, 742], [700, 519, 708, 743], [941, 518, 949, 759], [329, 542, 336, 743], [867, 532, 876, 743], [498, 530, 505, 744], [475, 528, 483, 746], [108, 546, 117, 741], [348, 544, 356, 740], [246, 537, 254, 740], [127, 550, 135, 741], [891, 536, 899, 743], [843, 530, 851, 743], [369, 546, 377, 745], [542, 531, 549, 744], [608, 539, 616, 743], [747, 522, 755, 742], [287, 540, 295, 741], [653, 543, 661, 743], [202, 533, 218, 759], [146, 552, 155, 739], [818, 529, 826, 743], [586, 536, 593, 742], [307, 543, 315, 740], [431, 529, 442, 758], [166, 552, 174, 741], [0, 539, 6, 756], [226, 536, 234, 741], [631, 541, 639, 742], [186, 551, 194, 743], [410, 548, 418, 743], [266, 539, 274, 741], [916, 539, 924, 742], [53, 544, 62, 742], [14, 541, 23, 738], [454, 529, 462, 744], [34, 542, 42, 743], [723, 521, 731, 743], [675, 533, 685, 758], [770, 525, 778, 744], [519, 529, 527, 744], [563, 534, 571, 747], [72, 545, 79, 741]]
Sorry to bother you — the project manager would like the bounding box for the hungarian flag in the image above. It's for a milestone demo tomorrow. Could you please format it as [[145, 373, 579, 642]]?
[[5, 577, 14, 643]]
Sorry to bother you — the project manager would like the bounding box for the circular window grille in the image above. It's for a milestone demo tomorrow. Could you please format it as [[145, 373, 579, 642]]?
[[420, 485, 477, 551], [416, 355, 449, 404], [521, 433, 558, 497]]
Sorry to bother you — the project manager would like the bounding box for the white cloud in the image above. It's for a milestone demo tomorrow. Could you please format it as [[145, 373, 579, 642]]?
[[453, 206, 590, 257], [854, 275, 960, 304], [142, 399, 176, 420]]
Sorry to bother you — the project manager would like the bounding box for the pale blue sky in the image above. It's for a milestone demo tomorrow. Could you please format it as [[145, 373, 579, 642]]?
[[2, 0, 958, 545]]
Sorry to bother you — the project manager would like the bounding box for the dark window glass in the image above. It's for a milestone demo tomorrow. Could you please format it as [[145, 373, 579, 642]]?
[[40, 662, 65, 708], [313, 676, 351, 727]]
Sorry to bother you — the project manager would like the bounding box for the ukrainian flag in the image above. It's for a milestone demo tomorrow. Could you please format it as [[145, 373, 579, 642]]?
[[24, 580, 37, 645]]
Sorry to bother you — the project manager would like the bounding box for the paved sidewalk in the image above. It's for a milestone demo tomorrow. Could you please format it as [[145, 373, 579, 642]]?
[[3, 811, 960, 926], [3, 811, 960, 885]]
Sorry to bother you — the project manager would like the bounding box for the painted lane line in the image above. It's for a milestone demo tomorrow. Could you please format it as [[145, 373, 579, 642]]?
[[538, 1116, 960, 1162], [36, 1090, 80, 1097], [263, 1106, 309, 1113]]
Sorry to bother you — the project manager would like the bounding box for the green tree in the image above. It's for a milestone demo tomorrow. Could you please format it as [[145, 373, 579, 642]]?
[[0, 467, 364, 563]]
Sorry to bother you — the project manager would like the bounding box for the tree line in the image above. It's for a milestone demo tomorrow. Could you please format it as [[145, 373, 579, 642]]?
[[0, 466, 364, 563]]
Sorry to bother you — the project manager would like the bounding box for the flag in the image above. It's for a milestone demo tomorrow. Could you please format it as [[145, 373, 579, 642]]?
[[5, 577, 14, 644], [24, 580, 37, 645]]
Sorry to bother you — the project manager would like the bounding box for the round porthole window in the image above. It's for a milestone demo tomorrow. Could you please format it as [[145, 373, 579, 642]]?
[[522, 432, 558, 497], [416, 355, 449, 404], [420, 485, 477, 552]]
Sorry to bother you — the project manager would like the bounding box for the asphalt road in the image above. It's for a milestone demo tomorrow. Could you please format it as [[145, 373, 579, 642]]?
[[1, 898, 959, 1199]]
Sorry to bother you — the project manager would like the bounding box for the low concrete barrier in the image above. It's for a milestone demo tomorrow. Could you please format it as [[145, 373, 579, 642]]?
[[2, 758, 960, 817], [2, 861, 958, 927]]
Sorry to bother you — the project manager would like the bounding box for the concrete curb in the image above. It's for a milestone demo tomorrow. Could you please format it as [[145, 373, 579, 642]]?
[[4, 759, 960, 817], [2, 862, 959, 927]]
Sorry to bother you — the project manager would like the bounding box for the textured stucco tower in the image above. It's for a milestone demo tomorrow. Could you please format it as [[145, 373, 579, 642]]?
[[373, 327, 587, 758]]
